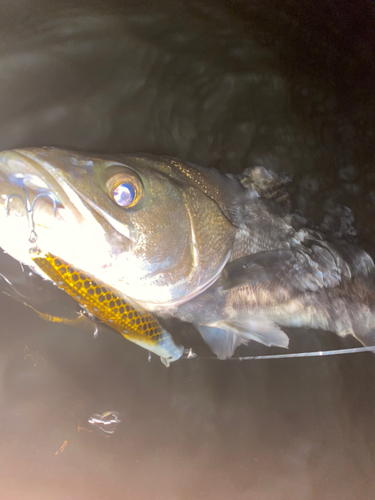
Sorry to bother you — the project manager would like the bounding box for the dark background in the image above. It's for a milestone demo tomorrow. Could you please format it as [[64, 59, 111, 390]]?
[[0, 1, 375, 498]]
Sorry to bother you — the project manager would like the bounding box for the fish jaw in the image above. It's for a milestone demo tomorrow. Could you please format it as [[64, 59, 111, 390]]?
[[0, 148, 237, 308], [0, 149, 117, 274]]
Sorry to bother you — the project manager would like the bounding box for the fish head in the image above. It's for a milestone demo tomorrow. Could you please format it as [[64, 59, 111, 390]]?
[[0, 148, 238, 307]]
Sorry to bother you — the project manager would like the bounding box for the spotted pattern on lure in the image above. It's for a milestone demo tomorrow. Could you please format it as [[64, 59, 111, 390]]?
[[30, 250, 183, 365]]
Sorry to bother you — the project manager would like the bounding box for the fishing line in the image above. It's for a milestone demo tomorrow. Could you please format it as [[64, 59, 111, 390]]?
[[182, 345, 375, 360]]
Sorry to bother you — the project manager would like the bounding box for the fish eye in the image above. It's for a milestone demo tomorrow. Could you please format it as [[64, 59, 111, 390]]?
[[113, 182, 135, 207], [105, 170, 144, 208]]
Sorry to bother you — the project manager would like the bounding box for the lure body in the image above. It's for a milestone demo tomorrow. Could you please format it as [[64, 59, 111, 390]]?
[[31, 250, 184, 366]]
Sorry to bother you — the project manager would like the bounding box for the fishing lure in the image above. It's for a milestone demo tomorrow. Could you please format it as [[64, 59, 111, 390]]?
[[29, 248, 184, 366]]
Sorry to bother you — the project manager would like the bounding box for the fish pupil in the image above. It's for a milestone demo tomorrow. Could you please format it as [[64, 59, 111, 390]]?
[[113, 182, 135, 207]]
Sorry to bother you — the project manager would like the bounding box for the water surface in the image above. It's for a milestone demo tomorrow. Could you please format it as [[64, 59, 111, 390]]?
[[0, 1, 375, 498]]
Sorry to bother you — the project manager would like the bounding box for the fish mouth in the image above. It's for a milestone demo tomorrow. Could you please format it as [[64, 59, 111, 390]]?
[[0, 149, 85, 226], [0, 148, 135, 243], [0, 148, 133, 272]]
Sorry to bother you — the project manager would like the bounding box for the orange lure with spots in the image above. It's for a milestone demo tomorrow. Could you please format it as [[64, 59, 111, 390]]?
[[30, 250, 184, 365]]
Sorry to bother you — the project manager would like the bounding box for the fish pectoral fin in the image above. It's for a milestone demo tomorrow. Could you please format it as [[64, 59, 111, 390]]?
[[219, 244, 352, 294], [196, 325, 245, 359], [197, 317, 289, 359], [219, 249, 293, 290]]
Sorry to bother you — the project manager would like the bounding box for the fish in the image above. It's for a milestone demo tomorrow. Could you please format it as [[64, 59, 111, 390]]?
[[0, 146, 374, 361]]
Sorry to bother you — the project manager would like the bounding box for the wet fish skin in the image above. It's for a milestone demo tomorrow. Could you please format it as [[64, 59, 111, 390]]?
[[0, 148, 237, 308], [168, 225, 375, 357], [0, 147, 375, 359]]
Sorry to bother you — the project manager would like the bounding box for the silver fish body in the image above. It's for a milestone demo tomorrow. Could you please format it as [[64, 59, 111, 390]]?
[[0, 147, 374, 359]]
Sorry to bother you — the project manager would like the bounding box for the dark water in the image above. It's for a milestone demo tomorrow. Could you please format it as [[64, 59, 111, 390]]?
[[1, 1, 375, 498]]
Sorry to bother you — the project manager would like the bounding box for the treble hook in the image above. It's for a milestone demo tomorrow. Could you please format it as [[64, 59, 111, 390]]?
[[4, 189, 57, 247], [182, 348, 197, 359]]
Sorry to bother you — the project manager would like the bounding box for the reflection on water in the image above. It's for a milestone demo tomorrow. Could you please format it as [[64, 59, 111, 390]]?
[[0, 0, 375, 499], [88, 411, 122, 436], [1, 281, 375, 499]]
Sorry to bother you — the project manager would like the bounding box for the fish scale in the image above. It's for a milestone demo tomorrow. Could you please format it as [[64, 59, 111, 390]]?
[[1, 147, 375, 361]]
